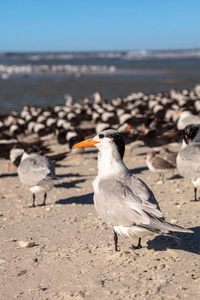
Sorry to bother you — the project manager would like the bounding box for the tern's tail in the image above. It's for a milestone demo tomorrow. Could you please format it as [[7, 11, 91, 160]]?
[[52, 176, 62, 184], [165, 221, 193, 233], [140, 218, 193, 234], [46, 176, 62, 184]]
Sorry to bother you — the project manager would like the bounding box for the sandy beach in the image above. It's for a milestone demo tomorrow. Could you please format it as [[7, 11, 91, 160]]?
[[0, 139, 199, 300]]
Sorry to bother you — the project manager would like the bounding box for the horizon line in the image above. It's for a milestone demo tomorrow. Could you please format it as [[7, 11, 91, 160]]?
[[0, 47, 200, 54]]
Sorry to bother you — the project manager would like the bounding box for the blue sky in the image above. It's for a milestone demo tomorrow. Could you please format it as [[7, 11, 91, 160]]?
[[1, 0, 200, 52]]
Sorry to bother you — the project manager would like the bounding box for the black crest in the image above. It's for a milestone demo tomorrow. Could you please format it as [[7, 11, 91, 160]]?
[[105, 130, 125, 159], [183, 124, 200, 145]]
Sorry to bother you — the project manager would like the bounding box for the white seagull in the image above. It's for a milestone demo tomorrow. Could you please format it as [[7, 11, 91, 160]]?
[[73, 129, 192, 251], [18, 145, 56, 207], [176, 124, 200, 201]]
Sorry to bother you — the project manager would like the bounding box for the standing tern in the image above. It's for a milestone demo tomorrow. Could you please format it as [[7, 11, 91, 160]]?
[[18, 145, 57, 207], [73, 129, 192, 251], [176, 124, 200, 201]]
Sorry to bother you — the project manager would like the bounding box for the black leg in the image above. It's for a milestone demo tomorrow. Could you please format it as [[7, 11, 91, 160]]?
[[114, 231, 118, 252], [38, 193, 47, 206], [43, 192, 47, 205], [32, 193, 36, 207], [194, 187, 197, 201], [193, 187, 200, 201], [131, 238, 142, 250]]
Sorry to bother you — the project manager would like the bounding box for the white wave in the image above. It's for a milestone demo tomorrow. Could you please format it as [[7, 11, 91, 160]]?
[[0, 49, 200, 62], [123, 49, 200, 60]]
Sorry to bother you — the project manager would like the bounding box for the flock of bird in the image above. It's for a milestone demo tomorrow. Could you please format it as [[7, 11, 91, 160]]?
[[1, 84, 200, 250], [0, 63, 116, 79]]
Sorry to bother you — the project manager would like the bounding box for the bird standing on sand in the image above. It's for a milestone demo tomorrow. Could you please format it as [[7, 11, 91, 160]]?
[[18, 146, 56, 207], [73, 129, 192, 251], [176, 124, 200, 201], [146, 152, 175, 182], [10, 142, 69, 167]]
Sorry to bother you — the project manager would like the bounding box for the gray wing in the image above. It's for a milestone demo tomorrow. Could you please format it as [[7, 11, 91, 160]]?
[[128, 174, 162, 210], [177, 144, 200, 178], [18, 154, 55, 187], [152, 156, 175, 169], [94, 177, 163, 227], [162, 153, 177, 166]]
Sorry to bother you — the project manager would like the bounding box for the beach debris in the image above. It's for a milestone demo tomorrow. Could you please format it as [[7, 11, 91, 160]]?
[[17, 240, 36, 248]]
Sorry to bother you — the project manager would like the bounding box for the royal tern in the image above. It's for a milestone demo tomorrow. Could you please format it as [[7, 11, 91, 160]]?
[[73, 129, 192, 251], [18, 145, 56, 207]]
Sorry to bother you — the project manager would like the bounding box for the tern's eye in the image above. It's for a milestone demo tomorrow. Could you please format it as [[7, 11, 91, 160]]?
[[99, 133, 104, 139]]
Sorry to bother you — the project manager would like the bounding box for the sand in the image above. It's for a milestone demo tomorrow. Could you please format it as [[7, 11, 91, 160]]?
[[0, 141, 200, 300]]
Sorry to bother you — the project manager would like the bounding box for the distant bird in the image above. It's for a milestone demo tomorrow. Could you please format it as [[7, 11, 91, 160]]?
[[176, 111, 200, 130], [56, 127, 80, 149], [92, 92, 103, 104], [64, 94, 74, 106], [73, 129, 192, 251], [10, 143, 68, 167], [146, 152, 175, 182], [45, 151, 69, 164], [9, 143, 24, 167], [176, 124, 200, 201], [0, 133, 17, 159], [182, 123, 200, 146], [95, 123, 110, 133], [140, 122, 181, 148], [18, 146, 57, 207], [9, 142, 51, 167]]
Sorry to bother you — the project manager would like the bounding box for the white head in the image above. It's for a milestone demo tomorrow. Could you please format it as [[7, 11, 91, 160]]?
[[73, 129, 126, 177], [93, 129, 125, 161], [73, 129, 125, 161]]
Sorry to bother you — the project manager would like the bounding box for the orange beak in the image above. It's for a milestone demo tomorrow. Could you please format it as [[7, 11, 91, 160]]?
[[125, 124, 131, 131], [174, 110, 180, 115], [73, 138, 99, 148]]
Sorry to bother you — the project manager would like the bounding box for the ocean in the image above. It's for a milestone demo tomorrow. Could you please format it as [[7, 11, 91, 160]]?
[[0, 49, 200, 114]]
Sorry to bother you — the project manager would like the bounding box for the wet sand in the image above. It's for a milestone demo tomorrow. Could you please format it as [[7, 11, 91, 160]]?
[[0, 140, 200, 299]]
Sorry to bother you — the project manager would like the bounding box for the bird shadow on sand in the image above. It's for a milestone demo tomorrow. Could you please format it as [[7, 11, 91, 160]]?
[[56, 172, 83, 178], [0, 172, 18, 178], [147, 226, 200, 255], [130, 166, 148, 174], [54, 163, 70, 168], [166, 174, 183, 180], [55, 192, 94, 205], [56, 173, 92, 180], [55, 179, 86, 189], [135, 151, 148, 156]]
